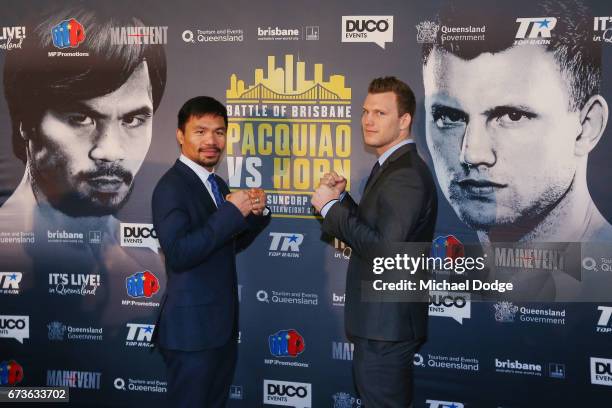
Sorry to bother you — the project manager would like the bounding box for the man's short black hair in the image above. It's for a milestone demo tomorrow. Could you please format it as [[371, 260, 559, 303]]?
[[3, 6, 167, 162], [178, 96, 228, 131], [368, 76, 416, 131], [421, 0, 601, 112]]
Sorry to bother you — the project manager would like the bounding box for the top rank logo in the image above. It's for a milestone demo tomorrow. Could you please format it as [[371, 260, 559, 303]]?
[[268, 232, 303, 257], [110, 26, 168, 45], [0, 272, 22, 294], [52, 18, 85, 48], [416, 21, 440, 44], [514, 17, 557, 45]]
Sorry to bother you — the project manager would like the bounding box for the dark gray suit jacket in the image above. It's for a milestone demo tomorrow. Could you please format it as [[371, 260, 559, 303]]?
[[322, 143, 437, 341]]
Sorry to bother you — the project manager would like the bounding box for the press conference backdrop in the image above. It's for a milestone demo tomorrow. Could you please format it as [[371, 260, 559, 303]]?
[[1, 0, 611, 407]]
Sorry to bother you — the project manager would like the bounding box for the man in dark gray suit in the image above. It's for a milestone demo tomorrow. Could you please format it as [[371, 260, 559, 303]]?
[[312, 77, 437, 407]]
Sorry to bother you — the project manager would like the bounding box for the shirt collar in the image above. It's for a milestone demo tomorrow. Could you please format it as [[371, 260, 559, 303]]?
[[179, 154, 214, 182], [378, 139, 414, 166]]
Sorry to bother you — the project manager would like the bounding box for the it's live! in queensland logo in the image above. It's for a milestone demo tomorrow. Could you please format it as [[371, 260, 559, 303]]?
[[226, 55, 352, 218]]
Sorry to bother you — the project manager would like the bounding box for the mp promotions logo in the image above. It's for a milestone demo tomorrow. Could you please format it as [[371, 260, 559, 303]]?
[[263, 380, 311, 408], [0, 316, 29, 344], [342, 16, 393, 49], [269, 329, 305, 357], [0, 360, 23, 385], [268, 232, 304, 258], [416, 21, 440, 43], [494, 301, 519, 322], [514, 17, 557, 46], [0, 272, 22, 295], [126, 271, 160, 299], [51, 18, 85, 48]]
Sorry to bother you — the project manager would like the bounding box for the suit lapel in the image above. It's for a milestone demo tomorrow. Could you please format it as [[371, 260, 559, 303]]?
[[363, 143, 414, 198], [174, 160, 217, 214]]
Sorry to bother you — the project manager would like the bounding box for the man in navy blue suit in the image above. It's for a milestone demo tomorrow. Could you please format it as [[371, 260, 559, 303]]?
[[152, 96, 270, 407]]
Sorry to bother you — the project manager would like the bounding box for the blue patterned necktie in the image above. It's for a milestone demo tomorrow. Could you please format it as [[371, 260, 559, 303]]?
[[207, 173, 225, 207]]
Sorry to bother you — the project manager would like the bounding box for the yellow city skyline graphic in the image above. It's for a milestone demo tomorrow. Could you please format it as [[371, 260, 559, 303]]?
[[227, 55, 351, 101]]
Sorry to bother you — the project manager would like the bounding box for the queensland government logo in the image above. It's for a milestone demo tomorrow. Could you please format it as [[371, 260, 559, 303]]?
[[333, 391, 361, 407], [47, 321, 103, 342], [416, 21, 439, 43], [226, 55, 352, 218], [0, 360, 23, 385]]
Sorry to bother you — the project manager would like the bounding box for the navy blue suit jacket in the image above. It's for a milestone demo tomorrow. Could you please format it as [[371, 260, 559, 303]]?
[[152, 159, 270, 351]]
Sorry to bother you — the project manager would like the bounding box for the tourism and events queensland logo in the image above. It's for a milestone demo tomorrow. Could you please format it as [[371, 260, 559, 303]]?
[[226, 55, 352, 218]]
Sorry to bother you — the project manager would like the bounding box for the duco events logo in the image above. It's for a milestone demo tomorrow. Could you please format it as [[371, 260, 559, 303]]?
[[597, 306, 612, 334], [342, 16, 393, 49], [0, 26, 25, 50], [514, 17, 557, 46], [591, 357, 612, 386], [426, 400, 464, 408], [226, 54, 352, 218], [120, 223, 160, 253], [47, 321, 103, 342], [594, 17, 612, 44], [333, 392, 361, 407], [428, 291, 471, 324], [494, 358, 542, 376], [0, 360, 23, 385], [110, 26, 167, 44], [126, 271, 160, 298], [125, 323, 155, 348], [268, 232, 304, 257], [48, 273, 100, 296], [332, 341, 354, 361], [413, 353, 479, 372], [47, 370, 101, 389], [0, 316, 29, 343], [263, 380, 311, 408], [493, 302, 565, 325], [0, 272, 22, 295]]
